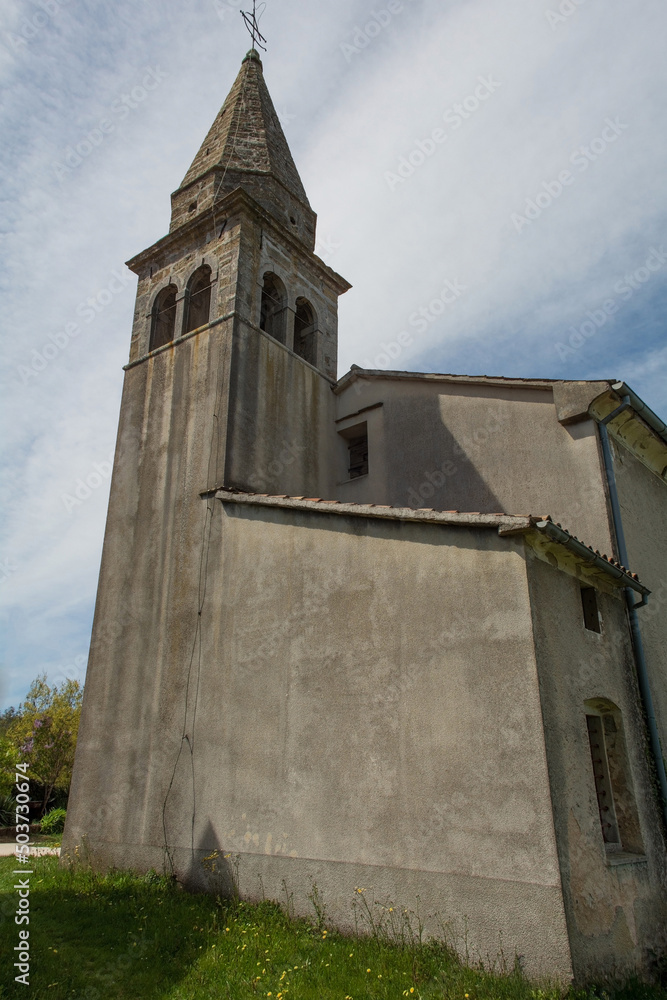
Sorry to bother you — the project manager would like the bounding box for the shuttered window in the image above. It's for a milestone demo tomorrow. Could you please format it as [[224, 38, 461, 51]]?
[[348, 432, 368, 479], [586, 714, 621, 847]]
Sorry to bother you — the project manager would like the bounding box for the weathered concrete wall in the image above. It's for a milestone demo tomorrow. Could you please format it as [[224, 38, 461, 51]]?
[[65, 503, 574, 979], [333, 377, 613, 556], [231, 202, 342, 379], [224, 318, 335, 496], [65, 188, 348, 872], [222, 204, 345, 497], [64, 316, 233, 857], [66, 197, 251, 859], [610, 435, 667, 759], [526, 550, 667, 980]]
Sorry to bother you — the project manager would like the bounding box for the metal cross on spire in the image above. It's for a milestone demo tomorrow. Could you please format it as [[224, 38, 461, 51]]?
[[241, 0, 267, 52]]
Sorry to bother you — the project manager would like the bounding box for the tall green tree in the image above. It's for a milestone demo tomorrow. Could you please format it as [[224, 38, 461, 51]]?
[[0, 707, 18, 736], [0, 708, 20, 797], [0, 735, 16, 798], [6, 676, 83, 815]]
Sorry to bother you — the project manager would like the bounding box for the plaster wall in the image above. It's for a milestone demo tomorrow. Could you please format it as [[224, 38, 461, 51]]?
[[66, 504, 575, 979], [526, 551, 667, 980], [222, 208, 343, 497], [224, 318, 336, 496], [610, 436, 667, 756], [334, 378, 613, 555]]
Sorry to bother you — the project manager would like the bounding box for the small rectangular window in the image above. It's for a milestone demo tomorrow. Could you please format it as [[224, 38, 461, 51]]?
[[581, 587, 601, 633]]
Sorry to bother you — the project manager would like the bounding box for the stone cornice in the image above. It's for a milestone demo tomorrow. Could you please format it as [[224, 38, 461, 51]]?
[[172, 165, 315, 220], [125, 187, 351, 295]]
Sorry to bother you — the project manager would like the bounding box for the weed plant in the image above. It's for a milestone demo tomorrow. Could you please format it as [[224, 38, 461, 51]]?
[[39, 808, 67, 836]]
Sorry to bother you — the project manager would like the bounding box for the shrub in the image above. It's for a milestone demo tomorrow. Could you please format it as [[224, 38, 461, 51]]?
[[40, 807, 67, 835], [0, 794, 14, 827]]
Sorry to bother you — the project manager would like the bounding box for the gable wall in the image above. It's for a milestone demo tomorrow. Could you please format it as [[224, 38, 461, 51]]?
[[609, 437, 667, 758], [334, 379, 613, 556]]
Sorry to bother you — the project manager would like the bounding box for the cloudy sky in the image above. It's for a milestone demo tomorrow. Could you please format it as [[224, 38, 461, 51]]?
[[1, 0, 666, 710]]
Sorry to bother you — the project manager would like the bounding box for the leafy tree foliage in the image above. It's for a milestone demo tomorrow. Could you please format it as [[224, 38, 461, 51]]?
[[0, 708, 20, 796], [0, 707, 18, 736], [3, 676, 83, 815]]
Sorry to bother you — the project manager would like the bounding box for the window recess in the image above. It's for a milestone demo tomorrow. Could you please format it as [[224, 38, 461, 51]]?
[[338, 421, 369, 480], [581, 586, 601, 633], [585, 702, 645, 858]]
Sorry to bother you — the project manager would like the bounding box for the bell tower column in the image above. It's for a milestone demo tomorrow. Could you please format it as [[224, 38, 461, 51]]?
[[63, 48, 350, 870]]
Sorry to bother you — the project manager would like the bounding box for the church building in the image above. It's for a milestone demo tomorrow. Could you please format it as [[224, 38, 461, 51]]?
[[63, 48, 667, 982]]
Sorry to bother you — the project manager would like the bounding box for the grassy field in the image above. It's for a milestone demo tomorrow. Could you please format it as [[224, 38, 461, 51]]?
[[0, 856, 665, 1000]]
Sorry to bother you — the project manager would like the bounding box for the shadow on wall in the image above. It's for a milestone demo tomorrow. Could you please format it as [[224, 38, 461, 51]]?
[[364, 384, 506, 514], [182, 820, 238, 897]]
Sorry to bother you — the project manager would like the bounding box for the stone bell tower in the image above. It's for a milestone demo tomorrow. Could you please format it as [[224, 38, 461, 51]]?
[[63, 50, 350, 863]]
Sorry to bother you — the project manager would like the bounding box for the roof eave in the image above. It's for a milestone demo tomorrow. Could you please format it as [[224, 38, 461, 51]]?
[[208, 489, 648, 596]]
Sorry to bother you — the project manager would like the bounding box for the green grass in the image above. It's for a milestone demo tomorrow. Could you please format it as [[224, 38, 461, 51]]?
[[0, 857, 664, 1000]]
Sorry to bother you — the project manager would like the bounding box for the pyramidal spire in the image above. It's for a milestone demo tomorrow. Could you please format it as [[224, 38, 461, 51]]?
[[171, 50, 316, 247]]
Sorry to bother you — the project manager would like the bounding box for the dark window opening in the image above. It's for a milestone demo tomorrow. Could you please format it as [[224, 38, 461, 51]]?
[[184, 266, 212, 334], [188, 201, 198, 213], [293, 298, 317, 366], [150, 284, 177, 352], [260, 272, 287, 345], [339, 421, 369, 480], [348, 432, 368, 479], [581, 587, 601, 633]]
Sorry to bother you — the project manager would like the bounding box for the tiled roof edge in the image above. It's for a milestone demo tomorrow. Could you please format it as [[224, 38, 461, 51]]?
[[206, 489, 648, 594], [334, 369, 616, 394], [211, 488, 534, 530]]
